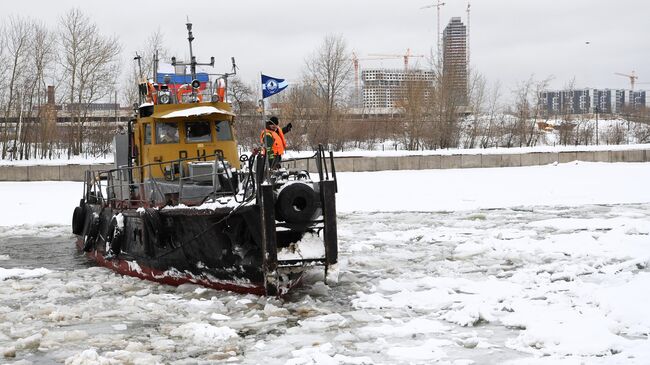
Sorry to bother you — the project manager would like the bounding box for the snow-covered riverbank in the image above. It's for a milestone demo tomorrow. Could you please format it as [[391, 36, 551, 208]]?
[[1, 161, 649, 226]]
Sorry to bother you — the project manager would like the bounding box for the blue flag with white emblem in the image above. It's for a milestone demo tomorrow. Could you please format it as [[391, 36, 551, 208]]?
[[261, 74, 288, 99]]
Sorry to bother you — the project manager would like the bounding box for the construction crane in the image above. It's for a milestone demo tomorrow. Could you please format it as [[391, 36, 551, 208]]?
[[367, 49, 425, 71], [614, 70, 639, 90], [421, 1, 446, 60], [466, 1, 471, 71]]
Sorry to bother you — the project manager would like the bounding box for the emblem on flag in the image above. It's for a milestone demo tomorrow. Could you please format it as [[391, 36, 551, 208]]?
[[261, 74, 288, 99]]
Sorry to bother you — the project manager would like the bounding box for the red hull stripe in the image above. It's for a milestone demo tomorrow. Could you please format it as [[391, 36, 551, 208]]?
[[76, 239, 267, 295]]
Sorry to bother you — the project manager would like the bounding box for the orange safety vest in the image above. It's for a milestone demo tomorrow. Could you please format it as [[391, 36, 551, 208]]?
[[260, 128, 287, 156]]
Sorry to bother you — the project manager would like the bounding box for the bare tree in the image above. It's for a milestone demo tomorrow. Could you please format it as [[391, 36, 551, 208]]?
[[603, 120, 627, 145], [276, 83, 319, 151], [463, 71, 487, 148], [1, 16, 32, 159], [399, 76, 431, 150], [303, 34, 352, 147], [626, 106, 650, 143], [227, 77, 259, 149], [480, 81, 502, 148], [422, 64, 463, 150], [123, 29, 169, 107], [21, 20, 56, 160], [508, 75, 552, 147], [558, 78, 576, 145], [58, 8, 121, 156]]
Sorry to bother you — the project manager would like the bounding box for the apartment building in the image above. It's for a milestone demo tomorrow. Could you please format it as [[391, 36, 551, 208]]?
[[538, 89, 648, 116]]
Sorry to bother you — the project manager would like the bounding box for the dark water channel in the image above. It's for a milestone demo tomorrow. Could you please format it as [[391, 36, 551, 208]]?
[[0, 228, 87, 271]]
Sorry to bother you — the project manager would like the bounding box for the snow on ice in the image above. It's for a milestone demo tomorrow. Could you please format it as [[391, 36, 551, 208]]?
[[0, 161, 649, 364]]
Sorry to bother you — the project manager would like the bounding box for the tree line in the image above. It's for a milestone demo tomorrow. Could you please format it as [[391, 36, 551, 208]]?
[[1, 10, 648, 161], [229, 35, 650, 153], [0, 9, 120, 160]]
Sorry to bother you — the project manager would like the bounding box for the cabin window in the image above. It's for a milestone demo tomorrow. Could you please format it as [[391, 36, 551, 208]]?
[[185, 121, 212, 143], [143, 124, 152, 145], [215, 121, 233, 141], [156, 122, 179, 144]]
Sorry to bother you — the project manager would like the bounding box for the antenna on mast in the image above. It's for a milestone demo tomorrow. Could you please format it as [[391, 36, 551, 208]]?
[[171, 20, 216, 102], [134, 53, 143, 80], [153, 50, 159, 82], [134, 53, 143, 104]]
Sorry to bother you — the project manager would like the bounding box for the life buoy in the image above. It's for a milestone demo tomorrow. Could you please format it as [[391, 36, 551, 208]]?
[[177, 84, 202, 103]]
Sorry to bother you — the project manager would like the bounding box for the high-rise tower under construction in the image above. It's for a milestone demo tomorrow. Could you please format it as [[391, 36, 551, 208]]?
[[442, 17, 468, 105]]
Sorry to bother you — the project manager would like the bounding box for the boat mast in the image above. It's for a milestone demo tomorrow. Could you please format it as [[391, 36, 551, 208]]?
[[187, 22, 196, 80], [153, 50, 159, 83], [134, 53, 143, 105], [171, 21, 215, 102]]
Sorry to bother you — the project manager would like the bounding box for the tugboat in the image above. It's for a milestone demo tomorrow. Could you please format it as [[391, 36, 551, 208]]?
[[71, 23, 338, 296]]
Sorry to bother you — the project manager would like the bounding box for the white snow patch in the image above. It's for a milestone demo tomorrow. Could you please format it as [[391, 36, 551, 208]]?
[[357, 318, 449, 338], [126, 261, 143, 275], [298, 313, 347, 330], [0, 267, 51, 280], [115, 213, 124, 230], [385, 338, 451, 362], [210, 313, 231, 321], [278, 233, 326, 260], [64, 349, 113, 365], [169, 322, 238, 345], [159, 106, 235, 118]]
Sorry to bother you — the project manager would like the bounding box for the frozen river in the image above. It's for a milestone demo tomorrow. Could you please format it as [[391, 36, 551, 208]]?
[[1, 162, 650, 364], [1, 203, 650, 364]]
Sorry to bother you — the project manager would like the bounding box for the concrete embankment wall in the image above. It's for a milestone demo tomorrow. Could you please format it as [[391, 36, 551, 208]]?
[[285, 149, 650, 174], [0, 164, 114, 182], [1, 149, 648, 181]]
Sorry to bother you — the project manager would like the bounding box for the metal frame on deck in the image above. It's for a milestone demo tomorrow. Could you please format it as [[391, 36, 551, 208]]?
[[257, 144, 339, 293]]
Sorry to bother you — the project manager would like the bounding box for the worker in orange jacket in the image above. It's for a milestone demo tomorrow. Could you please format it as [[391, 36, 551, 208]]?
[[260, 116, 292, 168]]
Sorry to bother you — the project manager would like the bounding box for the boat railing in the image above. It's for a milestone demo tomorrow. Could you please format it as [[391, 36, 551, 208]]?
[[255, 144, 338, 295], [84, 145, 337, 211], [280, 145, 338, 188], [84, 152, 241, 209]]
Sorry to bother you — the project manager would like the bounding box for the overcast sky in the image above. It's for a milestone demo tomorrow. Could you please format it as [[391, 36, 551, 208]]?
[[4, 0, 649, 99]]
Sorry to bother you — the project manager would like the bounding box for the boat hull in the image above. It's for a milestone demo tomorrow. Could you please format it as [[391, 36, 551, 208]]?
[[75, 203, 306, 295]]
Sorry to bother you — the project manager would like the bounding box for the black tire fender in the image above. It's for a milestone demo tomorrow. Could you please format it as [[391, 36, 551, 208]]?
[[72, 205, 86, 235], [275, 183, 318, 223]]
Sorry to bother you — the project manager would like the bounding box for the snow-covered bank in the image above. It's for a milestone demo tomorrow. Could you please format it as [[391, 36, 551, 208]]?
[[1, 143, 649, 165], [336, 161, 650, 212], [0, 182, 83, 227], [1, 161, 649, 227], [285, 143, 650, 158], [0, 155, 112, 166]]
